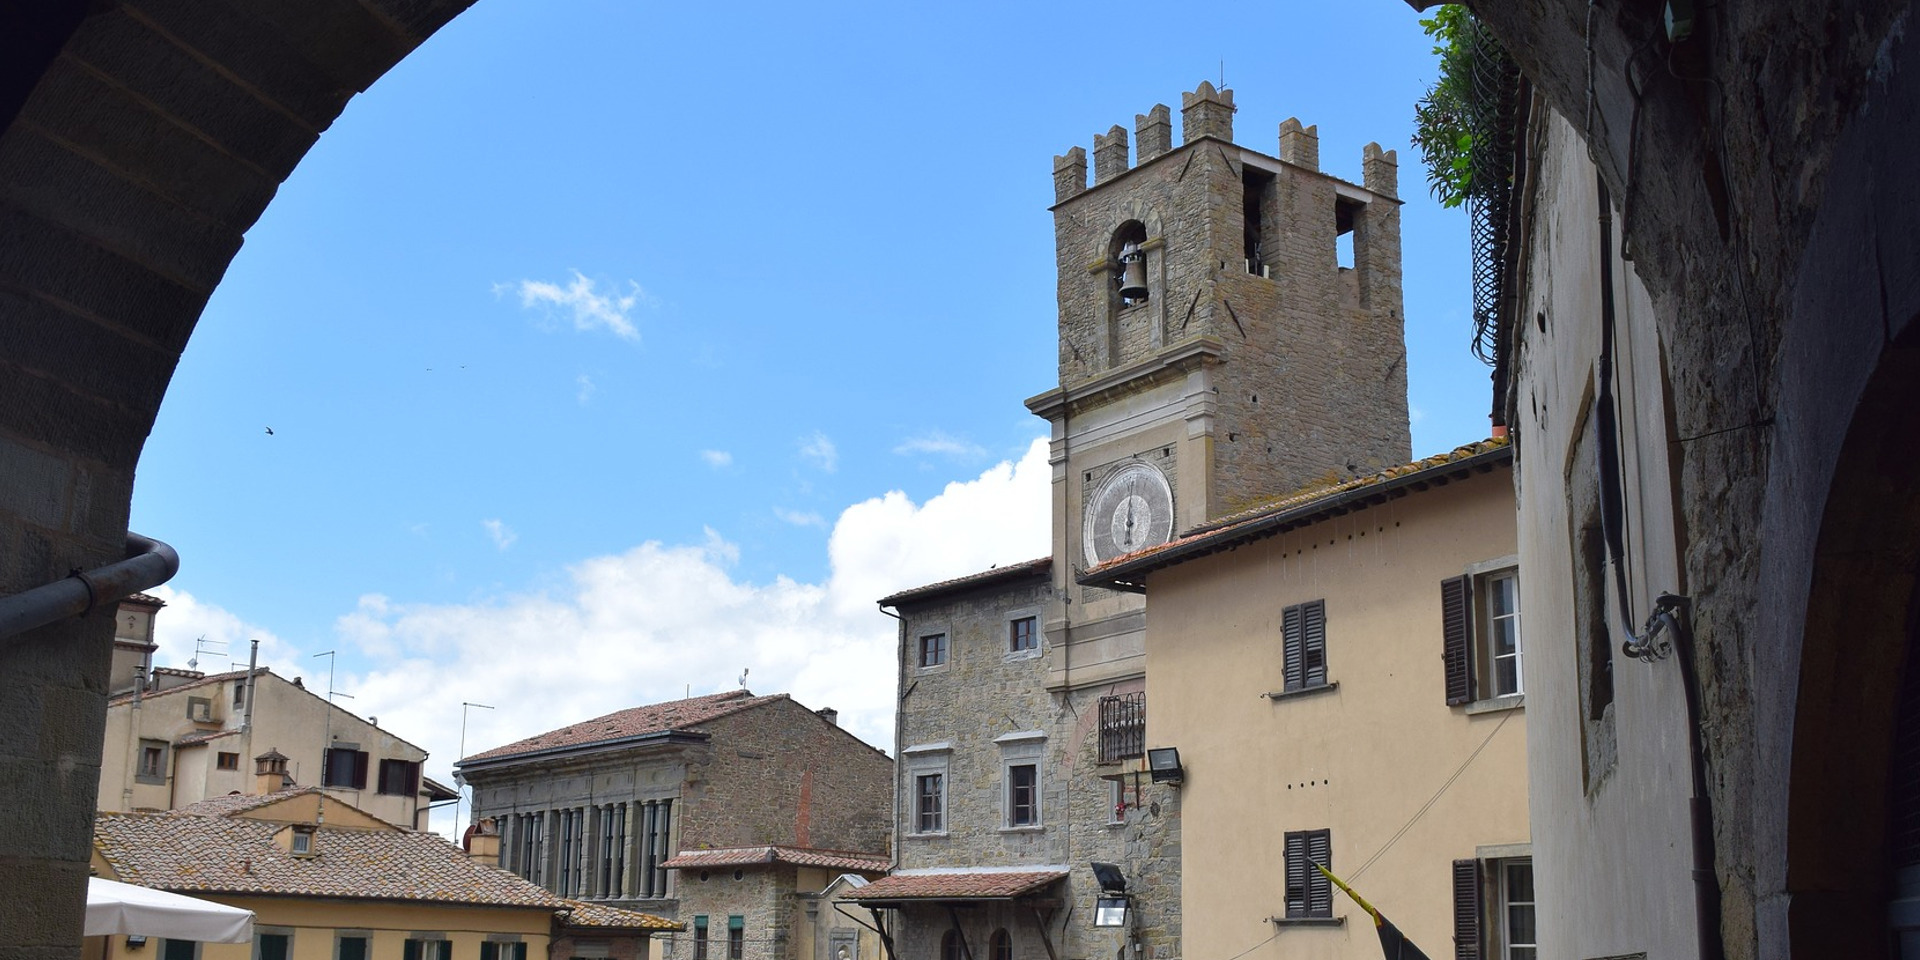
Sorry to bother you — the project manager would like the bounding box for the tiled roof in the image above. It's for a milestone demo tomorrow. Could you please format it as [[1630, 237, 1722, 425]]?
[[422, 776, 459, 802], [1082, 439, 1513, 589], [877, 557, 1053, 608], [461, 690, 781, 765], [169, 787, 327, 819], [560, 899, 683, 931], [94, 811, 565, 908], [841, 871, 1068, 902], [661, 846, 890, 873], [123, 593, 166, 607], [108, 668, 257, 707], [175, 729, 241, 747]]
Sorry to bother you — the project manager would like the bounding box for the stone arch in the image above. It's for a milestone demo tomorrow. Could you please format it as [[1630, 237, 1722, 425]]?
[[0, 1, 477, 949], [1786, 317, 1920, 959]]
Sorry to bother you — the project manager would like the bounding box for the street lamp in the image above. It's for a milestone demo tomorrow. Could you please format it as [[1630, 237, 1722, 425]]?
[[456, 701, 493, 838]]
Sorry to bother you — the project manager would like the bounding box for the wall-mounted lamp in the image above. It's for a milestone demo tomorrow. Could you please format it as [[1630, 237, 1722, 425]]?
[[1091, 861, 1131, 927], [126, 937, 148, 950], [1146, 747, 1183, 784]]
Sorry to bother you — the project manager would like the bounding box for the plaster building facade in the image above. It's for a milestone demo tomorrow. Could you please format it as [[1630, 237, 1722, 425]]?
[[851, 84, 1416, 960], [98, 603, 454, 830], [1085, 441, 1530, 960], [88, 790, 676, 960], [458, 690, 892, 960]]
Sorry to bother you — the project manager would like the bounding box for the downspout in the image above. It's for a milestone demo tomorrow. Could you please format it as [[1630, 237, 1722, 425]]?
[[1592, 175, 1724, 960], [877, 600, 905, 878], [0, 532, 179, 640]]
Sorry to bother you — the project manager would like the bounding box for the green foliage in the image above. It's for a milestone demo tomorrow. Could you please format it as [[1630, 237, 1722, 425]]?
[[1413, 7, 1475, 209]]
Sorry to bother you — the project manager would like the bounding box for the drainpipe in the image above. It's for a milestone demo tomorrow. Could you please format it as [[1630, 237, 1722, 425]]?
[[1592, 176, 1724, 960], [0, 532, 179, 640]]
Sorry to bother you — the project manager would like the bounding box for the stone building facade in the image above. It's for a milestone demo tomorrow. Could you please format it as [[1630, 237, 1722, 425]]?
[[459, 690, 892, 960]]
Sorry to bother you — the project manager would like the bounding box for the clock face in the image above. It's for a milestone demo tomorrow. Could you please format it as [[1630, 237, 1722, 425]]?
[[1083, 460, 1175, 567]]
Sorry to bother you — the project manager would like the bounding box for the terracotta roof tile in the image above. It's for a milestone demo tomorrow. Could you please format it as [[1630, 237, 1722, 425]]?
[[108, 669, 259, 707], [877, 557, 1053, 608], [661, 846, 889, 873], [841, 871, 1067, 902], [122, 593, 167, 607], [560, 900, 682, 931], [94, 811, 564, 908], [461, 690, 782, 765], [169, 787, 327, 819], [175, 729, 242, 747]]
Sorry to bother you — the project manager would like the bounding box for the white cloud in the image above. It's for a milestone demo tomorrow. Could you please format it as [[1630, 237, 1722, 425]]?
[[893, 431, 987, 459], [774, 508, 827, 529], [799, 432, 838, 473], [327, 437, 1051, 832], [483, 519, 517, 551], [495, 270, 647, 341], [144, 585, 304, 678], [576, 374, 597, 405], [700, 449, 733, 469]]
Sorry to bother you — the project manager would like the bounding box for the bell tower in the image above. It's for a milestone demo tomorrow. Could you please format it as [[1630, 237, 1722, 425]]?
[[1026, 82, 1411, 689]]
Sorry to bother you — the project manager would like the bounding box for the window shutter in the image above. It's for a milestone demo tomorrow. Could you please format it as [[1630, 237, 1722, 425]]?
[[1442, 576, 1475, 705], [1306, 830, 1333, 917], [1302, 601, 1327, 687], [1282, 605, 1306, 691], [404, 942, 420, 960], [1284, 832, 1307, 917], [1452, 858, 1483, 960], [352, 750, 369, 790]]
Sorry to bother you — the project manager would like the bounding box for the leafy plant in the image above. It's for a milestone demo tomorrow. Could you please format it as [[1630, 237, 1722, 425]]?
[[1413, 7, 1476, 208]]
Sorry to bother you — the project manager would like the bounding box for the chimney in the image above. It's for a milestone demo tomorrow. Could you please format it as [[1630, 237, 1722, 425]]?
[[1180, 81, 1235, 144], [1279, 118, 1320, 170], [254, 748, 291, 795], [465, 817, 502, 867], [1093, 125, 1130, 183], [1135, 104, 1172, 163], [815, 707, 839, 727]]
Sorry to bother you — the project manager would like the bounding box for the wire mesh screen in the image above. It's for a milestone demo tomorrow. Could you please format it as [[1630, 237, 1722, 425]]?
[[1465, 17, 1521, 367]]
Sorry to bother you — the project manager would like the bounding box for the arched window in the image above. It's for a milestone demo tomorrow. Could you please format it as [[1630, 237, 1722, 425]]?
[[990, 929, 1012, 960], [941, 930, 965, 960], [1109, 220, 1150, 306]]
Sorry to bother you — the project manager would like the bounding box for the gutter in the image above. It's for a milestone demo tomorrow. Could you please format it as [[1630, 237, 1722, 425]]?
[[0, 532, 179, 641]]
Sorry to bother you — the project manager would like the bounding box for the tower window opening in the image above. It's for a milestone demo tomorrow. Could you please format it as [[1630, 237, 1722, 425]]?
[[1243, 168, 1275, 277], [1335, 197, 1364, 270], [1110, 221, 1150, 306]]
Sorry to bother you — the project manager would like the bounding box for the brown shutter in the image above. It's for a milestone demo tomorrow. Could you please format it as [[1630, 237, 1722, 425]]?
[[1284, 832, 1307, 917], [352, 750, 369, 789], [1306, 830, 1333, 917], [1453, 858, 1483, 960], [1443, 576, 1475, 705], [1303, 600, 1327, 687]]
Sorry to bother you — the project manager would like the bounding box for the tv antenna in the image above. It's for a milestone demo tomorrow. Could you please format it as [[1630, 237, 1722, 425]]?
[[188, 635, 226, 671]]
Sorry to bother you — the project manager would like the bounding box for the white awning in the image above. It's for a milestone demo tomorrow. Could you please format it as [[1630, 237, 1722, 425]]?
[[85, 878, 254, 943]]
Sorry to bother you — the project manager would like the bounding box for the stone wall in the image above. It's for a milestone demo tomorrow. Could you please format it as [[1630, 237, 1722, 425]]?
[[691, 699, 891, 855]]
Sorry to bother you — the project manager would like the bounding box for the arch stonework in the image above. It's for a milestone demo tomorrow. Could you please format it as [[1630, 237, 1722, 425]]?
[[0, 1, 474, 949]]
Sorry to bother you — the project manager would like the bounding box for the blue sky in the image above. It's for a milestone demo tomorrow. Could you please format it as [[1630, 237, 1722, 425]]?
[[129, 0, 1485, 827]]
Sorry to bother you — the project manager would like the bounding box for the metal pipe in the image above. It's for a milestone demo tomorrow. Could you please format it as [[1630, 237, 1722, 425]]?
[[0, 532, 179, 641]]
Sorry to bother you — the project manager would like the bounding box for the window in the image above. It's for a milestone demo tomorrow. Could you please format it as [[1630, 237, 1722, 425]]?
[[402, 939, 449, 960], [1283, 829, 1333, 919], [990, 929, 1012, 960], [727, 917, 744, 960], [322, 747, 368, 789], [635, 798, 673, 898], [914, 773, 945, 833], [940, 931, 964, 960], [918, 633, 948, 668], [559, 807, 581, 896], [161, 940, 199, 960], [137, 739, 167, 784], [217, 751, 240, 771], [1501, 860, 1536, 960], [904, 744, 950, 836], [187, 697, 214, 722], [254, 931, 291, 960], [377, 758, 420, 796], [1442, 565, 1524, 704], [1009, 617, 1037, 653], [996, 731, 1045, 829], [481, 943, 528, 960], [335, 934, 369, 960], [693, 917, 709, 960], [1281, 600, 1328, 692], [1107, 779, 1127, 825], [290, 827, 314, 856], [233, 680, 247, 708], [1097, 692, 1145, 761], [1007, 763, 1039, 827]]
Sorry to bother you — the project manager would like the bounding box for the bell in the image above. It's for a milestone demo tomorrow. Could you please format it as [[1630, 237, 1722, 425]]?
[[1118, 248, 1148, 300]]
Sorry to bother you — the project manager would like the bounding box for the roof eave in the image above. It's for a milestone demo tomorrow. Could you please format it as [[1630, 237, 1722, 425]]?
[[457, 729, 710, 773]]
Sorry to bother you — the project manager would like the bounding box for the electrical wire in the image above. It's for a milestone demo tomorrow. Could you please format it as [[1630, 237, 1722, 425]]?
[[1349, 710, 1516, 882]]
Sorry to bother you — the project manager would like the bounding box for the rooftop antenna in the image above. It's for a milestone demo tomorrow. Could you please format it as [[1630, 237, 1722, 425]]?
[[738, 667, 749, 689], [456, 701, 494, 839], [1220, 59, 1225, 89], [311, 650, 346, 827], [188, 635, 225, 671]]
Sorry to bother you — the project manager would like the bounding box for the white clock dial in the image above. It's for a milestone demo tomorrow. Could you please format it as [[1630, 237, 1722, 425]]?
[[1083, 461, 1174, 567]]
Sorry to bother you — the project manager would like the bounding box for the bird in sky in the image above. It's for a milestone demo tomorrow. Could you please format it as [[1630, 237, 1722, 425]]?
[[264, 427, 274, 436]]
